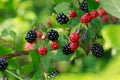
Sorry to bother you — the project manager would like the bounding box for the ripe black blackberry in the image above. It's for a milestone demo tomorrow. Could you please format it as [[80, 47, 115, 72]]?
[[56, 13, 69, 24], [49, 69, 59, 78], [46, 29, 59, 41], [80, 1, 88, 12], [25, 30, 37, 43], [0, 58, 8, 71], [91, 43, 104, 57], [62, 43, 74, 55]]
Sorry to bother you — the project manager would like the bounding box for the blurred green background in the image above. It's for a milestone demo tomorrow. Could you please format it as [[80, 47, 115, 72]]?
[[0, 0, 120, 80]]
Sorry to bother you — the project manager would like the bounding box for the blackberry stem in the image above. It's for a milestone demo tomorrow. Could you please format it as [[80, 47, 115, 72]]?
[[5, 69, 23, 80], [0, 51, 29, 59]]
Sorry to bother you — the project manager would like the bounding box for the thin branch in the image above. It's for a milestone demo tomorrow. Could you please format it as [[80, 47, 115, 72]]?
[[0, 51, 29, 59]]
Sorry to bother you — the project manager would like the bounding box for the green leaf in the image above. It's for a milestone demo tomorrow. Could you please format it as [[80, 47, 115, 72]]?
[[67, 18, 80, 27], [52, 49, 71, 61], [53, 0, 70, 4], [101, 25, 120, 49], [90, 18, 103, 33], [100, 0, 120, 18], [22, 63, 35, 75], [30, 50, 41, 68], [85, 28, 96, 45], [54, 2, 70, 15], [42, 53, 53, 70], [32, 68, 43, 80], [8, 30, 16, 39], [1, 29, 8, 37], [86, 0, 99, 11], [58, 33, 68, 47]]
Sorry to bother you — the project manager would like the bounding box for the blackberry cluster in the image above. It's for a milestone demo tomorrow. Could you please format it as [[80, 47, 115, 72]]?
[[0, 58, 8, 71], [46, 29, 59, 41], [48, 70, 59, 78], [56, 13, 69, 24], [80, 1, 88, 12], [25, 30, 37, 43], [91, 43, 104, 57], [62, 43, 74, 55]]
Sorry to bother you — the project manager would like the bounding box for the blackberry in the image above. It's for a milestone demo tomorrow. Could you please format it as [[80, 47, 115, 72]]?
[[25, 30, 37, 43], [46, 29, 59, 41], [80, 1, 88, 12], [56, 13, 69, 24], [49, 69, 59, 78], [62, 43, 74, 55], [91, 43, 104, 57], [0, 58, 8, 71]]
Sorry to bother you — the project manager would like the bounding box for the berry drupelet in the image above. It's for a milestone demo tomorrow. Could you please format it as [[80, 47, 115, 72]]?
[[51, 41, 59, 50], [80, 12, 92, 23], [49, 69, 59, 78], [56, 13, 69, 24], [38, 46, 47, 56], [69, 32, 80, 43], [91, 43, 104, 57], [80, 1, 88, 13], [46, 29, 59, 41], [0, 58, 8, 71], [62, 43, 74, 55], [25, 30, 37, 43]]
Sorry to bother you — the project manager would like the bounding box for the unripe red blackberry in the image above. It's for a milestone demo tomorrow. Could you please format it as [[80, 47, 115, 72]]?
[[90, 10, 99, 18], [69, 42, 79, 51], [0, 58, 8, 71], [46, 29, 59, 41], [51, 41, 59, 50], [97, 9, 107, 16], [69, 32, 80, 43], [38, 47, 47, 56], [62, 43, 74, 55], [25, 30, 37, 43], [25, 42, 35, 51], [80, 12, 92, 23], [91, 43, 104, 57], [80, 1, 88, 12], [69, 10, 77, 18], [56, 13, 69, 24]]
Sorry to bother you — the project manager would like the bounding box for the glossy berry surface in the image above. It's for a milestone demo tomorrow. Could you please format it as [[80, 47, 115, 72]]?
[[38, 47, 47, 55], [46, 29, 59, 41], [80, 12, 92, 23], [69, 32, 80, 43], [0, 58, 8, 71], [70, 42, 79, 51], [90, 10, 99, 18], [69, 10, 77, 18], [91, 43, 104, 57], [51, 41, 59, 50], [62, 43, 74, 55], [25, 30, 37, 43], [56, 13, 69, 24], [80, 1, 88, 12]]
